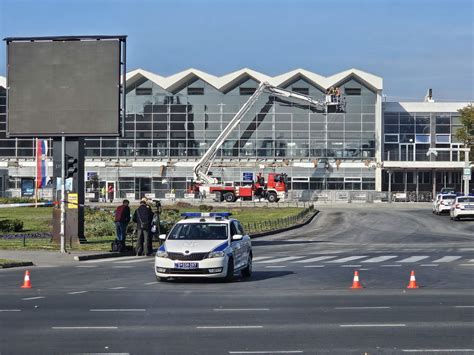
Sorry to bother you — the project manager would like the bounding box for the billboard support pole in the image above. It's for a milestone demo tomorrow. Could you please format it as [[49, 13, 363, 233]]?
[[60, 136, 66, 253]]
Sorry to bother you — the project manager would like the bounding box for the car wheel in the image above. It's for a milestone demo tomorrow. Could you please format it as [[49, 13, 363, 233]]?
[[224, 258, 234, 282], [156, 276, 168, 282], [267, 192, 277, 203], [454, 216, 459, 221], [224, 192, 235, 203], [241, 254, 252, 278]]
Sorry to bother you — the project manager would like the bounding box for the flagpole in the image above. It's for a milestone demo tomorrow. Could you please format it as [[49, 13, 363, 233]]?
[[35, 138, 38, 208]]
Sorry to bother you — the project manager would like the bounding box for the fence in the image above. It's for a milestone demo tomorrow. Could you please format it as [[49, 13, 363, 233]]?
[[244, 205, 315, 234]]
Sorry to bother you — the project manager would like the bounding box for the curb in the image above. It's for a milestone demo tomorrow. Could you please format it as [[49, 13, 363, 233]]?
[[74, 251, 134, 261], [250, 210, 319, 239], [0, 261, 34, 269]]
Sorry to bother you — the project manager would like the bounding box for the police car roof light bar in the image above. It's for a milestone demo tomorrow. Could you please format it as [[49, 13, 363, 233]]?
[[181, 212, 232, 219]]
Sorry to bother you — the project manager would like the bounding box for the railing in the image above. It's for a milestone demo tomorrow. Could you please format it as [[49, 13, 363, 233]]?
[[244, 205, 315, 234]]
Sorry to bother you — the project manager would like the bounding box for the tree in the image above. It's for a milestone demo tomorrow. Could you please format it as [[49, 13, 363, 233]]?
[[455, 104, 474, 162]]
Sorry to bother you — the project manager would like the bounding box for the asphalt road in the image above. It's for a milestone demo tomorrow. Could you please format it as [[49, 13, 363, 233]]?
[[1, 204, 473, 354]]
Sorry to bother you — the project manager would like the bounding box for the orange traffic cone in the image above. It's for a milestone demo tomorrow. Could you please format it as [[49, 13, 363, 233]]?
[[21, 270, 32, 289], [407, 270, 419, 289], [350, 270, 363, 289]]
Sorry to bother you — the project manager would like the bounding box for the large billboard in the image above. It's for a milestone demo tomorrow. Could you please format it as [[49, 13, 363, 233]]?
[[5, 36, 126, 137]]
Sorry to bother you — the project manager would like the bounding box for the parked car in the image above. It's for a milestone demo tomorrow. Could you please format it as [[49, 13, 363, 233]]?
[[450, 196, 474, 221], [435, 194, 457, 215]]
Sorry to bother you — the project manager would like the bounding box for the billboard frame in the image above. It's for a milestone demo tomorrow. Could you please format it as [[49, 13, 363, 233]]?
[[3, 35, 127, 137]]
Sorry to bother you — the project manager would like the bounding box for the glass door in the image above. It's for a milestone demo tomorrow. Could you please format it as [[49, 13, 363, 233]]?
[[399, 143, 414, 161]]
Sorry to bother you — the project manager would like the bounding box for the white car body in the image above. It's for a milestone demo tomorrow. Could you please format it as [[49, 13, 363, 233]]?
[[435, 194, 457, 214], [450, 196, 474, 220], [155, 213, 252, 281]]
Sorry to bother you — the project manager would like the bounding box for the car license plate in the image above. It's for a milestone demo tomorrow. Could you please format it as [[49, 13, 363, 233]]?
[[174, 262, 199, 269]]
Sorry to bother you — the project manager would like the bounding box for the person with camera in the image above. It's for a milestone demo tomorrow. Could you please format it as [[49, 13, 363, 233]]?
[[132, 198, 154, 256]]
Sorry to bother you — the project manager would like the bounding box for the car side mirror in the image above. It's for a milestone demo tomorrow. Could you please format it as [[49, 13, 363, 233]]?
[[232, 234, 243, 241], [158, 234, 167, 240]]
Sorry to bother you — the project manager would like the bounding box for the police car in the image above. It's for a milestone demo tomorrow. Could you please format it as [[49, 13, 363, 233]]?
[[155, 212, 252, 282]]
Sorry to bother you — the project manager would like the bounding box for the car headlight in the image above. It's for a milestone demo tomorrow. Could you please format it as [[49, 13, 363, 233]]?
[[156, 250, 168, 258], [207, 251, 225, 258]]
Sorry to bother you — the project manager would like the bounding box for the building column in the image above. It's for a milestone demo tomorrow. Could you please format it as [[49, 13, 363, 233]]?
[[375, 166, 382, 191], [432, 169, 436, 199]]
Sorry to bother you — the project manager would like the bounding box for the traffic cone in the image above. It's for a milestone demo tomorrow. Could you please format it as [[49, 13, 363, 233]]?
[[21, 270, 32, 289], [350, 270, 363, 289], [407, 270, 419, 289]]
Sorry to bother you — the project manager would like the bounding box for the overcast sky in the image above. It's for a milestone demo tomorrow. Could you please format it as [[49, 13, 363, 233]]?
[[0, 0, 472, 101]]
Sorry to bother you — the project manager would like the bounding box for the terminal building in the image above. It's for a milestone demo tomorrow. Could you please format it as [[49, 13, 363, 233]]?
[[0, 68, 471, 200]]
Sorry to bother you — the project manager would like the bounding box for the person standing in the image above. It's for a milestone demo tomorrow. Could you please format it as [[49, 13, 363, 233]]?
[[100, 186, 106, 203], [133, 199, 154, 256], [107, 185, 114, 203], [114, 199, 131, 248]]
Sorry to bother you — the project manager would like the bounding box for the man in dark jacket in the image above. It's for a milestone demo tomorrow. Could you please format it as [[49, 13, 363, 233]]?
[[133, 199, 154, 256], [114, 200, 131, 246]]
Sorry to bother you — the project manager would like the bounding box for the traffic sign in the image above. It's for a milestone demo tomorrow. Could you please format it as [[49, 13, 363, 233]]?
[[464, 167, 472, 180]]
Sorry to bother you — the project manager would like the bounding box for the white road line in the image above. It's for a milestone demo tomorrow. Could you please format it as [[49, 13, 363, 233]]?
[[303, 265, 325, 268], [52, 326, 118, 330], [454, 306, 474, 308], [397, 256, 429, 263], [341, 264, 362, 268], [144, 281, 158, 285], [114, 258, 150, 264], [112, 266, 133, 268], [90, 309, 146, 312], [214, 308, 270, 312], [420, 264, 439, 267], [265, 265, 287, 268], [294, 256, 338, 263], [252, 256, 274, 262], [432, 256, 462, 263], [381, 264, 402, 267], [197, 326, 263, 329], [83, 256, 141, 263], [459, 264, 474, 266], [76, 265, 97, 268], [469, 259, 474, 262], [335, 307, 391, 310], [109, 287, 126, 290], [257, 256, 305, 264], [0, 309, 21, 312], [21, 296, 45, 301], [340, 324, 406, 327], [402, 350, 474, 353], [68, 291, 88, 295], [361, 256, 398, 263], [229, 352, 303, 354], [327, 256, 368, 263]]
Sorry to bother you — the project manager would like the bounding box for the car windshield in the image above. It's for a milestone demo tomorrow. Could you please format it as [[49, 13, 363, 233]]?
[[442, 195, 457, 200], [458, 197, 474, 203], [168, 223, 228, 240]]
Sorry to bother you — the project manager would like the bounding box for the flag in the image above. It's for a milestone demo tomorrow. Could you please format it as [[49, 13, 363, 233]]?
[[36, 139, 48, 189]]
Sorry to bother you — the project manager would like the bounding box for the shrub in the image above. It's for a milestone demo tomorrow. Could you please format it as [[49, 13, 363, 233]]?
[[0, 219, 24, 232], [199, 204, 214, 212], [0, 197, 48, 204], [175, 201, 192, 208]]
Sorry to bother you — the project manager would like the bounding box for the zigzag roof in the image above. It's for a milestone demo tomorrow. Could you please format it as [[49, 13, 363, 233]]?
[[126, 67, 383, 92]]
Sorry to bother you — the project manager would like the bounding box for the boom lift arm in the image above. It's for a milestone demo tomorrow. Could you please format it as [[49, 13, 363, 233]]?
[[192, 81, 328, 184]]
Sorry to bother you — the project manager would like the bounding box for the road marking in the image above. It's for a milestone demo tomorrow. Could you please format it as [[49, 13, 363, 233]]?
[[252, 256, 274, 262], [454, 306, 474, 308], [459, 264, 474, 266], [144, 281, 158, 285], [402, 350, 474, 353], [0, 309, 21, 312], [340, 324, 405, 327], [327, 256, 368, 263], [397, 256, 429, 263], [294, 256, 337, 263], [335, 307, 391, 310], [420, 264, 438, 267], [83, 256, 141, 263], [381, 264, 402, 267], [432, 256, 462, 263], [361, 256, 398, 263], [112, 266, 133, 268], [214, 308, 270, 312], [304, 265, 325, 268], [265, 265, 287, 268], [114, 258, 150, 264], [68, 291, 88, 295], [21, 296, 45, 301], [197, 326, 263, 329], [90, 309, 146, 312], [341, 264, 362, 268], [109, 287, 126, 290], [76, 265, 97, 268], [258, 256, 305, 263], [229, 352, 303, 354], [52, 327, 118, 330], [469, 259, 474, 262]]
